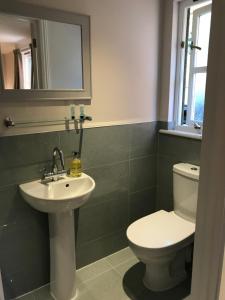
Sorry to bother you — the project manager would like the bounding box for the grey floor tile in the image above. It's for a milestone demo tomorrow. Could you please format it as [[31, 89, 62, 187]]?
[[32, 285, 53, 300], [77, 258, 111, 284], [122, 262, 191, 300], [15, 293, 35, 300], [106, 247, 135, 267], [115, 257, 139, 277], [15, 248, 191, 300], [77, 269, 130, 300], [137, 278, 191, 300], [74, 290, 96, 300]]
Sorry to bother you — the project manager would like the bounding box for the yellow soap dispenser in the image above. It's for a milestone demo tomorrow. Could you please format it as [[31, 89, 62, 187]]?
[[70, 152, 82, 177]]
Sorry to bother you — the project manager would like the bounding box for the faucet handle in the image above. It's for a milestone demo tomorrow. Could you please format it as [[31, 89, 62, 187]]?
[[40, 167, 52, 176], [40, 167, 50, 180]]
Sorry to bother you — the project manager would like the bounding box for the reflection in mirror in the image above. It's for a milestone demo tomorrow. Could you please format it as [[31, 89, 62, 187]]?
[[0, 14, 32, 89], [39, 20, 83, 90], [0, 13, 83, 90]]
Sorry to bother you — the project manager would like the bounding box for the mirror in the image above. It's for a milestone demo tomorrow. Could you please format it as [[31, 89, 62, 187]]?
[[0, 1, 91, 100], [0, 15, 83, 90]]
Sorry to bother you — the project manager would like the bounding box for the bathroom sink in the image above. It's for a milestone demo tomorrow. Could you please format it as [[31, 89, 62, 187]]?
[[19, 173, 95, 213], [20, 172, 95, 300]]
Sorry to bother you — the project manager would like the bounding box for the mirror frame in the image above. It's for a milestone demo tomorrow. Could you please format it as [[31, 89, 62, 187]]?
[[0, 1, 92, 101]]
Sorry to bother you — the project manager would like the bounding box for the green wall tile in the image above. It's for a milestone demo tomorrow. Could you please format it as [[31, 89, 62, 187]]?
[[0, 122, 158, 298], [156, 130, 202, 211], [81, 126, 130, 169], [129, 155, 156, 193], [129, 187, 156, 223], [130, 122, 157, 159]]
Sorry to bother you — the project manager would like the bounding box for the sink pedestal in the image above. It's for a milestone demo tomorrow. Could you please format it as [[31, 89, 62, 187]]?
[[19, 174, 95, 300], [49, 211, 76, 300]]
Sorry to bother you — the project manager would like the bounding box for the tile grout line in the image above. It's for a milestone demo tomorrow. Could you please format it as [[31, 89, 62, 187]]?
[[78, 267, 114, 285], [104, 247, 131, 262], [16, 254, 131, 299], [106, 257, 138, 279], [77, 247, 135, 284], [77, 227, 127, 251], [105, 255, 136, 270], [77, 256, 112, 273], [76, 248, 132, 284], [14, 283, 50, 300]]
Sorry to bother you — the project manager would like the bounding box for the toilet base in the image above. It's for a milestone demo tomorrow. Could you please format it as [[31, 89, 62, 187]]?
[[143, 248, 187, 292]]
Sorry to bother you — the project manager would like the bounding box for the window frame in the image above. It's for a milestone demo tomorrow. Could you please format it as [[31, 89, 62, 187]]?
[[21, 48, 32, 90], [174, 0, 212, 134]]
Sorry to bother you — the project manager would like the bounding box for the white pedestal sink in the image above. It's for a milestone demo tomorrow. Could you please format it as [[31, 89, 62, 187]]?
[[19, 173, 95, 300]]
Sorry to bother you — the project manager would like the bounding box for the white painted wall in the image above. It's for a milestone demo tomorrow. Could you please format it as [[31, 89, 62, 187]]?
[[0, 0, 162, 136], [158, 0, 178, 122]]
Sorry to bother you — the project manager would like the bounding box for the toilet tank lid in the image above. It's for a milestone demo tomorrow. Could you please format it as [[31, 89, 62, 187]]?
[[173, 163, 200, 180]]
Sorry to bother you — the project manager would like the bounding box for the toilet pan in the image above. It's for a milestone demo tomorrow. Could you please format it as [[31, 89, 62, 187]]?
[[127, 210, 195, 291]]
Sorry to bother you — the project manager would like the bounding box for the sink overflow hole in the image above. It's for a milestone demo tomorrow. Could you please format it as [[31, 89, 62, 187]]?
[[66, 184, 70, 188]]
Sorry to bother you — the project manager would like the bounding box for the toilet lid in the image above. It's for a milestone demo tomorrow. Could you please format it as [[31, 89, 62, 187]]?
[[127, 210, 195, 249]]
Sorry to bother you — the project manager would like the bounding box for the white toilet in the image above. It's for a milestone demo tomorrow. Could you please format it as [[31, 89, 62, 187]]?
[[127, 163, 199, 292]]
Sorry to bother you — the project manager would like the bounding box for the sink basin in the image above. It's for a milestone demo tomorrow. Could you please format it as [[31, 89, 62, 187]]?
[[19, 173, 95, 300], [20, 173, 95, 213]]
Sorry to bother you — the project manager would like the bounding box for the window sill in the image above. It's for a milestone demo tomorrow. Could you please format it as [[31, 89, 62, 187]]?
[[159, 129, 202, 140]]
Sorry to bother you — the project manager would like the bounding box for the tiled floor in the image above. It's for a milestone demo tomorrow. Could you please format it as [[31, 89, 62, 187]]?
[[16, 247, 191, 300]]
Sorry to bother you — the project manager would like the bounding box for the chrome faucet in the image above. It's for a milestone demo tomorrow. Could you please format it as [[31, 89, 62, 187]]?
[[41, 147, 67, 183], [52, 147, 65, 174]]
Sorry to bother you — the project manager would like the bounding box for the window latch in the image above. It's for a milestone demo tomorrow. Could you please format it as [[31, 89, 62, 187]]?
[[194, 122, 201, 130], [181, 41, 185, 48], [190, 41, 202, 51]]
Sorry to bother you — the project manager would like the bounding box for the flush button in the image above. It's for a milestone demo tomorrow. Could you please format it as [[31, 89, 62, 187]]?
[[191, 167, 198, 171]]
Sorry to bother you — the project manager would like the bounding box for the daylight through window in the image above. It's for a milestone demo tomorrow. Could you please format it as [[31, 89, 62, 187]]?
[[175, 0, 212, 132]]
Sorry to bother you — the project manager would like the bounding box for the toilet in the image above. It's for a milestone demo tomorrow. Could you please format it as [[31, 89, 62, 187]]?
[[127, 163, 199, 292]]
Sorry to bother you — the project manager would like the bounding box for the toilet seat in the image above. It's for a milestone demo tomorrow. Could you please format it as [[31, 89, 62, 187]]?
[[127, 210, 195, 251]]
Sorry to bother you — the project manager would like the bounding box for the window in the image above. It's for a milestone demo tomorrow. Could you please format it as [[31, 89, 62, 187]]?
[[174, 0, 212, 133], [21, 48, 32, 89]]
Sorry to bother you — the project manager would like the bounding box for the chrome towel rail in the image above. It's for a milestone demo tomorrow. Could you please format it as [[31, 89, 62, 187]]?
[[3, 115, 92, 129], [4, 116, 72, 128]]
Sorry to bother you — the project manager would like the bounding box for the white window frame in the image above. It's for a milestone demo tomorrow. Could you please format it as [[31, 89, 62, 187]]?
[[21, 48, 32, 90], [187, 3, 211, 126], [174, 0, 212, 134]]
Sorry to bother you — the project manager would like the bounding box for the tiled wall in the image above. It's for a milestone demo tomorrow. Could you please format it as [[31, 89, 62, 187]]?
[[156, 132, 202, 211], [0, 122, 157, 299]]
